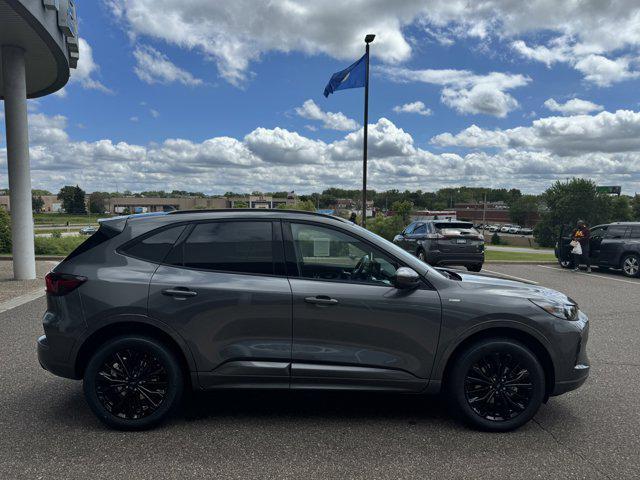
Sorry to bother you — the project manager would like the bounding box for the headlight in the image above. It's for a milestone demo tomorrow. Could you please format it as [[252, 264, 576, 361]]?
[[529, 298, 578, 320]]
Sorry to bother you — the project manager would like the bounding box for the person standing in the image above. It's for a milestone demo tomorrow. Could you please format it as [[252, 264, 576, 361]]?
[[572, 220, 591, 272]]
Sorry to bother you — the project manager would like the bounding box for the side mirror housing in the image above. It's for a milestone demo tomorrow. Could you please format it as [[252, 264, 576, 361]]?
[[393, 267, 420, 289], [393, 234, 404, 243]]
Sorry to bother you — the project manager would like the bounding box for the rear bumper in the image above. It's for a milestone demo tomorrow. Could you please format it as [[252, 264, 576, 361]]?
[[37, 335, 79, 380], [425, 251, 484, 266]]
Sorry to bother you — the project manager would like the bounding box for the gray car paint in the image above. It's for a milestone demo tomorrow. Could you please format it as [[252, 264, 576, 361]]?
[[38, 210, 589, 398]]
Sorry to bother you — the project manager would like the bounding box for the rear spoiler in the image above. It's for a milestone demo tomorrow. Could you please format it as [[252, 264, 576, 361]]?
[[97, 211, 168, 236]]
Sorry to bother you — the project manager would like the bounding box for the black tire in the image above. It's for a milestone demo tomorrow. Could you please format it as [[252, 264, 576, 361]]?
[[467, 264, 482, 272], [621, 254, 640, 278], [83, 335, 184, 430], [558, 257, 573, 269], [446, 338, 545, 432]]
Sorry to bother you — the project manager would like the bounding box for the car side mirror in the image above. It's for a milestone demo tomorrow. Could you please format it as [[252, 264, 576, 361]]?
[[393, 267, 420, 289], [393, 234, 404, 242]]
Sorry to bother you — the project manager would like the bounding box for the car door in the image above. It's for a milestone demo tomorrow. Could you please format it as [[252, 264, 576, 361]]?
[[404, 222, 426, 255], [587, 225, 607, 264], [283, 221, 442, 392], [599, 225, 628, 266], [148, 219, 292, 389], [394, 222, 415, 251]]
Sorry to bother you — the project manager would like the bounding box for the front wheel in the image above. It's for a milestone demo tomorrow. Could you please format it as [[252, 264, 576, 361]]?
[[558, 256, 573, 269], [446, 338, 545, 431], [621, 254, 640, 278], [83, 335, 184, 430]]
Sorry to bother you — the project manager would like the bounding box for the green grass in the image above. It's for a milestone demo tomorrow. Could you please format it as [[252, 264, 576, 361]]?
[[34, 236, 85, 255], [485, 250, 556, 262], [33, 228, 86, 235], [32, 213, 110, 225]]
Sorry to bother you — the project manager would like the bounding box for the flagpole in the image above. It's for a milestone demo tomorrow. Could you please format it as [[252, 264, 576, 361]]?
[[362, 34, 375, 227]]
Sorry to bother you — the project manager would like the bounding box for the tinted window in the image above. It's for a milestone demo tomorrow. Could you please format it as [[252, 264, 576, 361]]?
[[403, 222, 416, 235], [173, 221, 274, 275], [65, 228, 114, 261], [123, 225, 186, 263], [290, 223, 398, 286], [607, 226, 628, 239], [590, 226, 607, 239], [630, 226, 640, 239], [413, 224, 426, 234]]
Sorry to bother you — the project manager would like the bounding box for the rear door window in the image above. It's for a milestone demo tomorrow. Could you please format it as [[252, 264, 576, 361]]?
[[169, 221, 275, 275], [121, 225, 186, 263], [606, 226, 628, 239], [629, 226, 640, 239], [413, 224, 426, 235]]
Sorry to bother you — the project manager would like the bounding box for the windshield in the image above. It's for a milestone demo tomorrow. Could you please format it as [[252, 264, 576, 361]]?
[[349, 223, 447, 280]]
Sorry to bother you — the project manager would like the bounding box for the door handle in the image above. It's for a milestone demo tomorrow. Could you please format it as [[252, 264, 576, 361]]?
[[162, 288, 198, 298], [304, 295, 338, 306]]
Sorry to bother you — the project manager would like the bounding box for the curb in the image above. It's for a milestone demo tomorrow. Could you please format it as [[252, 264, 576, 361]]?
[[484, 261, 556, 265]]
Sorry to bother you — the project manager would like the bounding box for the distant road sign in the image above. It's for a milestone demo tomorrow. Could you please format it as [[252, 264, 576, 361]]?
[[596, 186, 622, 195]]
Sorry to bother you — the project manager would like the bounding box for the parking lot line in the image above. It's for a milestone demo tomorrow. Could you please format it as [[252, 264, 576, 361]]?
[[0, 288, 45, 315], [537, 264, 640, 286], [481, 268, 539, 285]]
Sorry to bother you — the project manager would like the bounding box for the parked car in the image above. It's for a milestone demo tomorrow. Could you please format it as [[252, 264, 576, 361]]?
[[500, 225, 513, 233], [79, 226, 97, 235], [519, 228, 534, 236], [508, 226, 521, 234], [38, 210, 589, 432], [488, 225, 499, 232], [555, 222, 640, 277], [393, 220, 484, 272]]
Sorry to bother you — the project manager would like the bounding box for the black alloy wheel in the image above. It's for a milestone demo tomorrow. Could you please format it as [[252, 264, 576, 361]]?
[[464, 352, 533, 422], [83, 336, 183, 430], [447, 338, 545, 431]]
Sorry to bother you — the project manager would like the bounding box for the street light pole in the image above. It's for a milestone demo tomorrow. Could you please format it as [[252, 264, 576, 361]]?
[[361, 34, 375, 227]]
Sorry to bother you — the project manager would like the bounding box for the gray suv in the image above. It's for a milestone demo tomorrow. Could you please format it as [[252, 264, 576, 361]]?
[[394, 220, 484, 271], [37, 210, 589, 431]]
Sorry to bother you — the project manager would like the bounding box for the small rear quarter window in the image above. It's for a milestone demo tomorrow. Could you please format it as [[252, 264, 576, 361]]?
[[121, 225, 186, 263]]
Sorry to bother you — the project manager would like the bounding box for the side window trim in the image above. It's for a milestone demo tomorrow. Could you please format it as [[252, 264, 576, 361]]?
[[117, 223, 188, 264]]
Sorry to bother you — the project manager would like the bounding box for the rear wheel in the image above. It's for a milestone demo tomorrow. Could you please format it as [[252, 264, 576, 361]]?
[[467, 264, 482, 272], [446, 338, 545, 431], [621, 254, 640, 278], [558, 257, 573, 269], [83, 335, 184, 430]]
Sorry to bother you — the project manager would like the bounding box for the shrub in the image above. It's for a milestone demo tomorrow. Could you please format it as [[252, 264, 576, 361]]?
[[34, 236, 85, 256], [0, 208, 11, 254], [491, 232, 501, 245], [51, 231, 62, 239], [367, 214, 405, 241]]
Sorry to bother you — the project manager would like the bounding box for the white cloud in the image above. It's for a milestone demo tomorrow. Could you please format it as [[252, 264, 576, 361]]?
[[106, 1, 640, 87], [382, 67, 529, 117], [393, 101, 432, 116], [574, 55, 639, 87], [68, 39, 113, 93], [149, 109, 160, 118], [133, 45, 203, 86], [544, 98, 603, 116], [9, 110, 640, 195], [294, 99, 359, 131], [130, 116, 139, 122]]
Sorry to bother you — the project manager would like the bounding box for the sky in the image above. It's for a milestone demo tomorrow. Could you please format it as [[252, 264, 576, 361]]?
[[2, 0, 640, 195]]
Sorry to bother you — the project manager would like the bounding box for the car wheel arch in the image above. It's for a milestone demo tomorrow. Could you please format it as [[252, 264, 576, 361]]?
[[436, 325, 556, 398], [73, 316, 196, 381]]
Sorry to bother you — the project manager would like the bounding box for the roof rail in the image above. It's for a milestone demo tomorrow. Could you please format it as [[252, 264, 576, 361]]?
[[167, 208, 348, 222]]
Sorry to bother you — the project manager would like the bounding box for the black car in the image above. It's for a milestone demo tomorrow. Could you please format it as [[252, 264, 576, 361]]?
[[393, 220, 484, 271], [555, 222, 640, 277]]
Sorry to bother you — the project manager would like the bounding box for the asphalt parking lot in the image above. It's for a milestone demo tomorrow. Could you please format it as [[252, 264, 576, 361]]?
[[1, 264, 639, 479]]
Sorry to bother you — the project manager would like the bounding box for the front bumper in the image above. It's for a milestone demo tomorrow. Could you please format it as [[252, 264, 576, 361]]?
[[550, 311, 590, 396], [37, 335, 78, 379]]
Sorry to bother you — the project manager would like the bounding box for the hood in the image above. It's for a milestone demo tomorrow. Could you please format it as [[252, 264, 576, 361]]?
[[438, 268, 575, 305]]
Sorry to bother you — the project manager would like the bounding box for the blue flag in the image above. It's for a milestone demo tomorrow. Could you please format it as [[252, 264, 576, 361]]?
[[323, 53, 367, 97]]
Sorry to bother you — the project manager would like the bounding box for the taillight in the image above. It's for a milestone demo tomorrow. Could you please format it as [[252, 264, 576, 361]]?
[[45, 272, 87, 296]]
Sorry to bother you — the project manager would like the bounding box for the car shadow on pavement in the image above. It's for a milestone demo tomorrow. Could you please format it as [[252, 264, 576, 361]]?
[[180, 389, 452, 425]]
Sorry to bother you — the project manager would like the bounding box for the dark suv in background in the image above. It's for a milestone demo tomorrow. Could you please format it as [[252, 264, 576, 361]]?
[[555, 222, 640, 277], [393, 220, 484, 271], [38, 210, 588, 432]]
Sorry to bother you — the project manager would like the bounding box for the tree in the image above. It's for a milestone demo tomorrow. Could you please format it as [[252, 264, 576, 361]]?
[[0, 208, 11, 254], [32, 195, 44, 213], [610, 195, 633, 222], [509, 195, 540, 227], [391, 200, 413, 223], [58, 185, 86, 214], [534, 178, 612, 247], [632, 195, 640, 220], [89, 192, 108, 214], [367, 214, 405, 241]]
